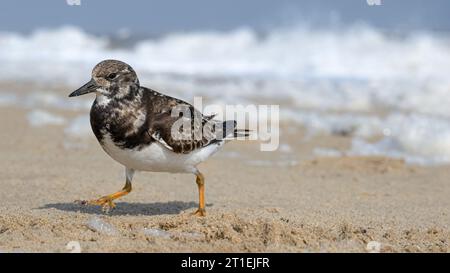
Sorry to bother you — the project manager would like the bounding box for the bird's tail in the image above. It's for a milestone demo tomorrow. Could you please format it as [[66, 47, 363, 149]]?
[[221, 120, 251, 140], [233, 128, 251, 138]]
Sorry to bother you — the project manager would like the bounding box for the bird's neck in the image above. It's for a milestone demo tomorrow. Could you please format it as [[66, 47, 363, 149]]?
[[95, 92, 112, 107], [90, 85, 148, 149], [95, 85, 142, 107]]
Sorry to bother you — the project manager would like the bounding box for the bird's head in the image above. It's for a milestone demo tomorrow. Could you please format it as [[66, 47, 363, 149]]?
[[69, 59, 140, 99]]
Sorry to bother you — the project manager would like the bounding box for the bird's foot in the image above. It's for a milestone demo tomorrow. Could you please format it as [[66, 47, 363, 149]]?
[[75, 196, 117, 213], [192, 208, 206, 217]]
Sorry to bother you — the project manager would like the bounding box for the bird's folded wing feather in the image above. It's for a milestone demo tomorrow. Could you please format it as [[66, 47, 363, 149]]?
[[145, 90, 222, 154]]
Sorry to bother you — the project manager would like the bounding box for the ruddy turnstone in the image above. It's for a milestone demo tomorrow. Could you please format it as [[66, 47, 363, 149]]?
[[69, 59, 248, 216]]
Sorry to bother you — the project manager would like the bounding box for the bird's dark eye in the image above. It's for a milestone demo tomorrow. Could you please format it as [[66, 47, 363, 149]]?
[[106, 73, 117, 80]]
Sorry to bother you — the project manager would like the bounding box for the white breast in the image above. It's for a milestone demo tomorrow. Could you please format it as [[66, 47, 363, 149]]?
[[100, 133, 223, 173]]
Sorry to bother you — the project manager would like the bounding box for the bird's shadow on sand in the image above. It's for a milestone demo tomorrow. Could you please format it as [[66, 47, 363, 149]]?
[[39, 201, 212, 216]]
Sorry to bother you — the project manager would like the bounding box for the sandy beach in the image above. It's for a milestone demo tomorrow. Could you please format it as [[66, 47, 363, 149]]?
[[1, 0, 450, 256], [0, 96, 449, 253]]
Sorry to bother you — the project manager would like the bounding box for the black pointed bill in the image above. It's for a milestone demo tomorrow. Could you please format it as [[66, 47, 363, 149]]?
[[69, 79, 98, 97]]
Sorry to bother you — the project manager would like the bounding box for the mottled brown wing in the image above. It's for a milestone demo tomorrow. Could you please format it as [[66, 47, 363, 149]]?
[[144, 88, 220, 154]]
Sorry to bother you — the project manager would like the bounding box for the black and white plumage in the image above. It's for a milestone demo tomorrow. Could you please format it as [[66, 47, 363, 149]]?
[[69, 59, 248, 216]]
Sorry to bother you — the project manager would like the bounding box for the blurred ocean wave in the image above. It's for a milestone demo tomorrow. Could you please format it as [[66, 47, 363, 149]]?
[[1, 25, 449, 83], [1, 24, 450, 165]]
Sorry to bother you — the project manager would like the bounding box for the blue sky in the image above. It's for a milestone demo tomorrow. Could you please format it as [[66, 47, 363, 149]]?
[[1, 0, 449, 35]]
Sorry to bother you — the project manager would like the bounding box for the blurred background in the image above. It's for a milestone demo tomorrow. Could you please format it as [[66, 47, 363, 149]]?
[[1, 0, 450, 165]]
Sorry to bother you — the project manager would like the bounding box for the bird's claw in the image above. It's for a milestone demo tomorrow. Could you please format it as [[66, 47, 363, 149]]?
[[74, 197, 116, 213], [192, 208, 206, 217]]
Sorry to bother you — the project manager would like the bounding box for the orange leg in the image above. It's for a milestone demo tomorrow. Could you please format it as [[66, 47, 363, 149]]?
[[85, 180, 131, 212], [192, 172, 206, 216], [78, 168, 134, 213]]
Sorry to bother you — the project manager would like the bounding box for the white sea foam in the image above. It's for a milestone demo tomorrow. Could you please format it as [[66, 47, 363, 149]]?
[[0, 91, 91, 111], [0, 93, 18, 106], [0, 25, 449, 87], [292, 111, 450, 165], [23, 92, 91, 111], [64, 115, 91, 138], [26, 109, 65, 127], [349, 114, 450, 165], [1, 25, 450, 165]]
